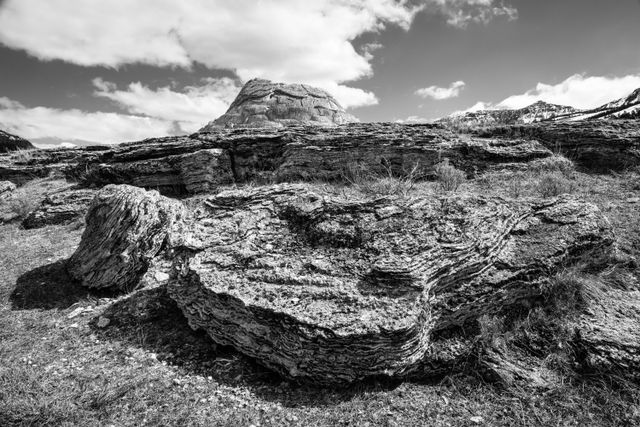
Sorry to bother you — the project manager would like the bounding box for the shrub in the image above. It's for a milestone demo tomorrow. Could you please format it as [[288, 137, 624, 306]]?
[[535, 172, 575, 198], [342, 161, 419, 197], [8, 191, 39, 219], [434, 158, 465, 192]]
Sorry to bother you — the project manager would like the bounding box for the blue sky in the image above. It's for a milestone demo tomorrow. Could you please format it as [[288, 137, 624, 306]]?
[[0, 0, 639, 147]]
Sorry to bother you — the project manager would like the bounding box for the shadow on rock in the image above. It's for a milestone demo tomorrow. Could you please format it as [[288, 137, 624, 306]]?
[[10, 260, 114, 310], [93, 285, 403, 407]]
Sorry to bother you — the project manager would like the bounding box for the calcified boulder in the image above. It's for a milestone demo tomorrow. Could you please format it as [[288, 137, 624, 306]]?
[[70, 184, 614, 384], [22, 188, 96, 229], [67, 185, 187, 291], [200, 79, 359, 130], [164, 185, 609, 384]]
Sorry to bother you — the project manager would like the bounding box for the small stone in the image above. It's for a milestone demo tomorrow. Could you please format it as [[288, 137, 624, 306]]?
[[67, 307, 86, 319], [470, 416, 484, 424], [154, 271, 170, 282], [96, 316, 110, 328]]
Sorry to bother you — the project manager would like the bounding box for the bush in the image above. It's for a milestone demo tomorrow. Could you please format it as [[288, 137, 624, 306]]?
[[535, 172, 575, 198], [434, 158, 465, 192], [8, 192, 39, 219], [342, 161, 419, 197]]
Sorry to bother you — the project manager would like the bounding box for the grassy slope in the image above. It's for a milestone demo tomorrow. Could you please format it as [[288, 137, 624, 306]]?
[[1, 172, 639, 427]]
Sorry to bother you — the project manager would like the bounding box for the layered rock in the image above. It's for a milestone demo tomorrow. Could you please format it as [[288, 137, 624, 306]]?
[[70, 184, 613, 384], [67, 185, 187, 291], [200, 79, 359, 130], [3, 122, 638, 194], [22, 188, 96, 229], [0, 130, 35, 153], [474, 120, 640, 171], [573, 288, 640, 378], [0, 180, 16, 199]]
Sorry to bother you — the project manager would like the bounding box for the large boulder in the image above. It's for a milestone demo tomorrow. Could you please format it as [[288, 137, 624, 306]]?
[[67, 185, 187, 291], [199, 79, 359, 130], [69, 184, 614, 384], [0, 130, 35, 153]]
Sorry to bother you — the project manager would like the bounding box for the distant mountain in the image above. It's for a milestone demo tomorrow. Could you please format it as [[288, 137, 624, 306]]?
[[439, 87, 640, 127], [0, 130, 35, 153], [439, 101, 580, 128]]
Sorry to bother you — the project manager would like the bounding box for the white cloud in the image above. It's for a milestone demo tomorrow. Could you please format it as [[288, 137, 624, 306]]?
[[429, 0, 518, 28], [456, 73, 640, 115], [0, 1, 516, 109], [395, 115, 431, 124], [497, 73, 640, 110], [416, 81, 466, 100], [93, 77, 241, 133], [0, 97, 175, 145]]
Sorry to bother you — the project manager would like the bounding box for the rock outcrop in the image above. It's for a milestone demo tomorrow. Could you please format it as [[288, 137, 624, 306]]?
[[573, 287, 640, 379], [0, 130, 35, 153], [473, 120, 640, 171], [67, 185, 187, 291], [2, 122, 638, 193], [69, 184, 614, 384], [22, 188, 96, 229], [200, 79, 359, 130]]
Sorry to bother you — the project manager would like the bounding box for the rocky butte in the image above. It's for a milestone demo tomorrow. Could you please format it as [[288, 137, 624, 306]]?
[[199, 78, 359, 130]]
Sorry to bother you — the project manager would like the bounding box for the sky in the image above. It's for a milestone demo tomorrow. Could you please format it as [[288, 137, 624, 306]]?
[[0, 0, 639, 147]]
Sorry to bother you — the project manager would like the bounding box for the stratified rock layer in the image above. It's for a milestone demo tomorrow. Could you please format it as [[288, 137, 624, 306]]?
[[67, 185, 187, 291], [149, 184, 609, 384], [573, 288, 640, 378], [22, 188, 96, 229], [200, 79, 359, 130]]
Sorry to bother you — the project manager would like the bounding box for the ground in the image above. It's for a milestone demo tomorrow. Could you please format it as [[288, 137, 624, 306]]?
[[1, 165, 640, 426]]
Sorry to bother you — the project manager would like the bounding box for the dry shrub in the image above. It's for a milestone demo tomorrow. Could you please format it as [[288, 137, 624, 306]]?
[[8, 191, 39, 219], [342, 161, 419, 197], [535, 172, 575, 198], [435, 158, 465, 193]]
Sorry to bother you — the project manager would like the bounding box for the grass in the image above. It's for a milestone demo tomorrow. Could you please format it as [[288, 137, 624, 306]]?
[[1, 167, 640, 426]]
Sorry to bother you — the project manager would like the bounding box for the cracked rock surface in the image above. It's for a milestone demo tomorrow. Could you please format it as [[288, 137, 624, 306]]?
[[67, 185, 187, 291], [68, 184, 614, 384]]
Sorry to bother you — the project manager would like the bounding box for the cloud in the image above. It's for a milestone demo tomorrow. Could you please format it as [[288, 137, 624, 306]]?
[[416, 81, 466, 100], [395, 115, 431, 124], [429, 0, 518, 28], [456, 73, 640, 115], [93, 77, 241, 133], [0, 1, 515, 96], [0, 97, 175, 145]]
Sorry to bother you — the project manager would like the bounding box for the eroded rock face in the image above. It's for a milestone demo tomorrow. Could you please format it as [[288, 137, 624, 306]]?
[[473, 120, 640, 171], [67, 185, 187, 291], [0, 130, 35, 153], [22, 188, 96, 229], [200, 79, 359, 130], [68, 184, 615, 384], [165, 185, 612, 384], [573, 288, 640, 378]]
